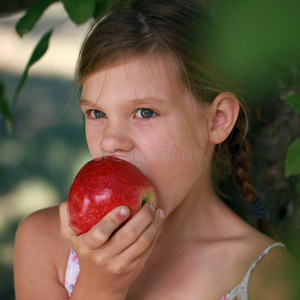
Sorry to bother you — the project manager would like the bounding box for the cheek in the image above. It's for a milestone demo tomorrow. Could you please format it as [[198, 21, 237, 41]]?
[[144, 150, 204, 212], [85, 123, 101, 158]]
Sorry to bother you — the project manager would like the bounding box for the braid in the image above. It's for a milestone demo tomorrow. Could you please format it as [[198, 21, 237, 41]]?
[[228, 115, 276, 239], [228, 118, 257, 204]]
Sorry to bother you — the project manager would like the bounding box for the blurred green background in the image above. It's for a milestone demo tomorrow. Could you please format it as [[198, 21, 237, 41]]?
[[0, 4, 91, 299], [1, 1, 300, 299]]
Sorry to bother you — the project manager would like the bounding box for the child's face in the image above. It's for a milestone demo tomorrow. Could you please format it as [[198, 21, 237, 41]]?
[[80, 56, 213, 216]]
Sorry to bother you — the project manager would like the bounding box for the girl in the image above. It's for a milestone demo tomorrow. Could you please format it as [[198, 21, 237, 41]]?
[[14, 0, 297, 299]]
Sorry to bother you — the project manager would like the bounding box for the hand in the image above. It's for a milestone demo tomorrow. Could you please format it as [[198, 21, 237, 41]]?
[[59, 202, 164, 299]]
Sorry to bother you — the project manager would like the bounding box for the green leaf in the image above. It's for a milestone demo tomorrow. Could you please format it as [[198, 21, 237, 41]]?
[[285, 138, 300, 177], [13, 28, 54, 107], [93, 0, 113, 19], [282, 94, 300, 115], [16, 0, 58, 37], [0, 80, 13, 134], [61, 0, 96, 24]]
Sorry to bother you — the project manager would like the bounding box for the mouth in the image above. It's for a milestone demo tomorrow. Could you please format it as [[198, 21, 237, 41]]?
[[96, 154, 131, 164]]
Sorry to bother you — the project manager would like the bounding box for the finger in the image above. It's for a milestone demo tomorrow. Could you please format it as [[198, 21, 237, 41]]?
[[120, 208, 164, 262], [110, 209, 164, 275], [129, 230, 159, 270], [107, 203, 157, 255], [81, 206, 130, 250], [59, 202, 78, 245]]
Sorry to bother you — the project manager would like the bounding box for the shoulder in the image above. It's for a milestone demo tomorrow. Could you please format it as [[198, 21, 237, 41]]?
[[15, 204, 70, 264], [212, 203, 299, 299], [14, 205, 70, 299], [246, 235, 299, 300], [17, 205, 60, 230], [15, 205, 66, 251], [230, 225, 298, 299]]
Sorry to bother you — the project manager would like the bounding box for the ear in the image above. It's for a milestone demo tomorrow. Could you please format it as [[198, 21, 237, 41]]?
[[208, 92, 240, 144]]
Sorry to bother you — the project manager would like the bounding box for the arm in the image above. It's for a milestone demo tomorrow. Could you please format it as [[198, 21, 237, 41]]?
[[14, 206, 70, 300], [59, 202, 164, 300]]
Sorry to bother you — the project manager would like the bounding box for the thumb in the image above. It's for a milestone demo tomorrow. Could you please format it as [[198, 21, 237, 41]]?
[[59, 201, 77, 245]]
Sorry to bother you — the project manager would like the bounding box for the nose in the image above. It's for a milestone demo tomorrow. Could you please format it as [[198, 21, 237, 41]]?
[[99, 120, 134, 155]]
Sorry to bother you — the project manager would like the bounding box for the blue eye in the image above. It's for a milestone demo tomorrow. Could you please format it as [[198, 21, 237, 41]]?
[[136, 108, 157, 119], [89, 110, 106, 119]]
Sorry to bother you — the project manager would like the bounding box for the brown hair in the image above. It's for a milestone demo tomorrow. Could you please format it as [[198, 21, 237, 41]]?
[[77, 0, 274, 237]]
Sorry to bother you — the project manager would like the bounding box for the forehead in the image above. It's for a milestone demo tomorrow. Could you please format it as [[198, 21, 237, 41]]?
[[81, 55, 185, 103]]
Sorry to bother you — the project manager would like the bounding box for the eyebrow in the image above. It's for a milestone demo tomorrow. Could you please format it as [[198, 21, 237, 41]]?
[[129, 97, 166, 106], [79, 98, 94, 107], [79, 96, 167, 108]]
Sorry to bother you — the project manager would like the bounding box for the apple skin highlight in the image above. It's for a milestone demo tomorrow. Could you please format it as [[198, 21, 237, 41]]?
[[67, 156, 157, 235]]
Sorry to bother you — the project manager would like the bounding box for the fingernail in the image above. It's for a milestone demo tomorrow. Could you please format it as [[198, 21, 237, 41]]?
[[120, 207, 130, 217], [159, 209, 165, 220], [149, 203, 156, 213]]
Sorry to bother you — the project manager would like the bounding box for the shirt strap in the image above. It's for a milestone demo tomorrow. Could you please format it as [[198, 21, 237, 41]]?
[[223, 242, 286, 299], [240, 242, 286, 286]]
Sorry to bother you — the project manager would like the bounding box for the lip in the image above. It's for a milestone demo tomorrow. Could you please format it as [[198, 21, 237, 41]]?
[[97, 154, 131, 164]]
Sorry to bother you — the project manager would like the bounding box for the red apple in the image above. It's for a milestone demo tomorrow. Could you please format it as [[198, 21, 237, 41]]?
[[67, 156, 157, 235]]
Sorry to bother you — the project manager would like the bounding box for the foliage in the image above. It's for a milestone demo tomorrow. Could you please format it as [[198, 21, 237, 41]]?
[[282, 94, 300, 116], [282, 94, 300, 176], [11, 0, 116, 110], [16, 0, 58, 37], [12, 28, 54, 106], [209, 0, 300, 96], [285, 138, 300, 177], [61, 0, 96, 24], [0, 79, 12, 135]]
